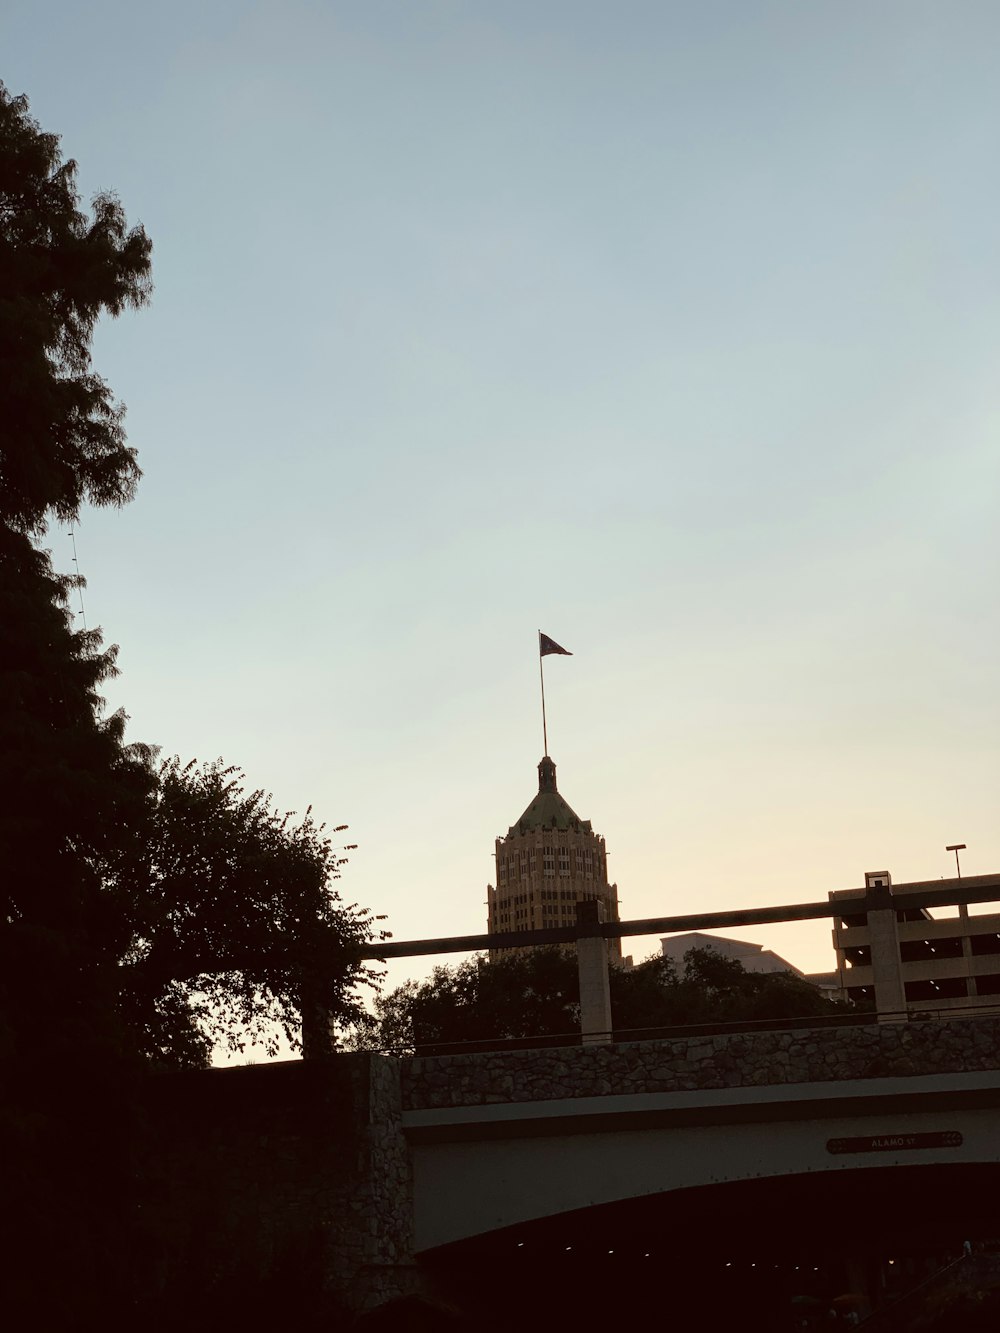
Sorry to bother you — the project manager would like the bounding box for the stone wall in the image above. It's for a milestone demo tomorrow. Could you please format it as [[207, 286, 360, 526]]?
[[402, 1014, 1000, 1110], [354, 1051, 417, 1304], [135, 1054, 415, 1327]]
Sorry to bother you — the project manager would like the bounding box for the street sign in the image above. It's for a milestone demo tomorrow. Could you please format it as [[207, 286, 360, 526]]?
[[827, 1131, 962, 1155]]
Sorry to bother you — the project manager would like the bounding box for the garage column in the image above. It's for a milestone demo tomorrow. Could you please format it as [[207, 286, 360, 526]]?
[[865, 879, 907, 1024]]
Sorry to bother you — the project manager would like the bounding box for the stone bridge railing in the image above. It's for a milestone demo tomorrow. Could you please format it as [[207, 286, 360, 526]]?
[[402, 1013, 1000, 1111]]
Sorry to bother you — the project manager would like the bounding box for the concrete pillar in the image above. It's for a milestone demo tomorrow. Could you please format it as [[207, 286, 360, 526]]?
[[576, 900, 613, 1045], [865, 882, 907, 1023], [958, 899, 978, 997]]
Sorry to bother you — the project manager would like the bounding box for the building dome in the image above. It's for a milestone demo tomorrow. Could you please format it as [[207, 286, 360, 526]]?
[[509, 756, 592, 834]]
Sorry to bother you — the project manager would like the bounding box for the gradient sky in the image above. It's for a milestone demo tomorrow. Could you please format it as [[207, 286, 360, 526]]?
[[5, 2, 1000, 1038]]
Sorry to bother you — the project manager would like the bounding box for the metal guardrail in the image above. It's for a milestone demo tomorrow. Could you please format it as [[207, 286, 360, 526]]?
[[402, 1007, 876, 1059], [399, 999, 1000, 1059], [360, 873, 1000, 960], [377, 995, 1000, 1059]]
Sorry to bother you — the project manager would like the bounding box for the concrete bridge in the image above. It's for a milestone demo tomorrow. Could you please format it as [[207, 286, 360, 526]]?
[[142, 876, 1000, 1323], [402, 1017, 1000, 1255], [144, 1010, 1000, 1323]]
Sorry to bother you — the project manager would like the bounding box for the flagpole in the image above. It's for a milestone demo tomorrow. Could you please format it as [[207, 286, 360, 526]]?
[[538, 629, 548, 756]]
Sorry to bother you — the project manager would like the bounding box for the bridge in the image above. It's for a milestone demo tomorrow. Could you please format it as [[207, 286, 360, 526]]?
[[141, 874, 1000, 1327], [402, 1016, 1000, 1255], [400, 1007, 1000, 1327]]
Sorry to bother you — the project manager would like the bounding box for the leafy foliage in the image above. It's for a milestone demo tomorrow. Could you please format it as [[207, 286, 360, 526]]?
[[0, 526, 157, 1329], [348, 948, 580, 1054], [613, 946, 843, 1033], [351, 945, 846, 1054], [0, 82, 382, 1328], [0, 83, 378, 1067], [1, 511, 379, 1074], [0, 524, 156, 1066], [120, 758, 381, 1061], [0, 82, 152, 533], [0, 78, 155, 1065]]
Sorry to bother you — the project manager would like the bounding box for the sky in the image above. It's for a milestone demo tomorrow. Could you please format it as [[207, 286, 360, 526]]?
[[5, 2, 1000, 1047]]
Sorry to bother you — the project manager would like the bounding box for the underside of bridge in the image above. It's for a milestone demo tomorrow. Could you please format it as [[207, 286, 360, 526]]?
[[419, 1164, 1000, 1331]]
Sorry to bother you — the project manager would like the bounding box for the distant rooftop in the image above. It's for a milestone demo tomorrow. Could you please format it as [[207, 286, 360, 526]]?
[[658, 931, 841, 992], [660, 931, 805, 978]]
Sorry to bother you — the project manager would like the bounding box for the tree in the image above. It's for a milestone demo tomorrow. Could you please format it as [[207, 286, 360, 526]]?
[[349, 948, 581, 1055], [0, 83, 152, 534], [0, 88, 158, 1325], [0, 82, 381, 1328], [0, 528, 159, 1329], [0, 525, 156, 1068], [353, 946, 848, 1054], [0, 82, 379, 1064], [0, 79, 157, 1060], [612, 947, 844, 1034], [0, 551, 379, 1072], [118, 758, 381, 1064]]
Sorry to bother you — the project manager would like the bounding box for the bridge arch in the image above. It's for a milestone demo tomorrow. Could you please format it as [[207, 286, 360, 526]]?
[[419, 1165, 1000, 1332], [406, 1073, 1000, 1251]]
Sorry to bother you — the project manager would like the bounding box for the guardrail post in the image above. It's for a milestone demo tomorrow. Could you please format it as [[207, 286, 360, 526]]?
[[576, 900, 613, 1045]]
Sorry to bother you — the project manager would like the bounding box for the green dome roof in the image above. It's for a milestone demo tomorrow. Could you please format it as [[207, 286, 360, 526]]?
[[508, 756, 592, 834]]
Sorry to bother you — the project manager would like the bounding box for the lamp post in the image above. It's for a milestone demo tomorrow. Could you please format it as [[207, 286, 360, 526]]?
[[947, 844, 968, 921]]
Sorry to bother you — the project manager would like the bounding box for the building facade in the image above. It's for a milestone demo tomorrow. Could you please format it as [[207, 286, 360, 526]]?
[[831, 871, 1000, 1016], [486, 756, 621, 960]]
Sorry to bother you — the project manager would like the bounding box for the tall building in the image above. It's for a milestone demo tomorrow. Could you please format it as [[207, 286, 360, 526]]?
[[486, 755, 621, 960]]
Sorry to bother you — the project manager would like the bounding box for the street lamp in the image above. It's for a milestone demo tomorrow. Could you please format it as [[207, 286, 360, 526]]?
[[947, 844, 968, 921], [946, 843, 967, 878]]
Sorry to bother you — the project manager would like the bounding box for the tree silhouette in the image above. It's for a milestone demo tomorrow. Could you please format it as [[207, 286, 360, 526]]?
[[119, 758, 379, 1063], [0, 80, 378, 1067], [352, 946, 845, 1053], [0, 83, 151, 534], [0, 81, 383, 1327]]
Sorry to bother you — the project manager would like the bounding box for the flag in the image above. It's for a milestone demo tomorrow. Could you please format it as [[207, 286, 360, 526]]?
[[539, 632, 572, 657]]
